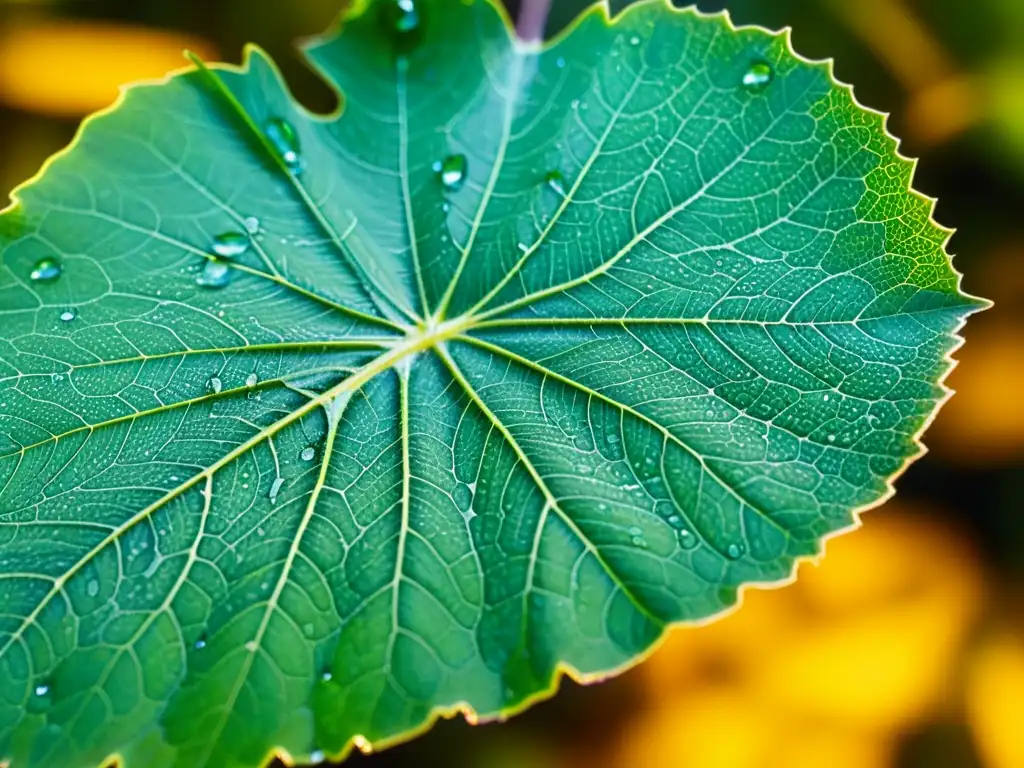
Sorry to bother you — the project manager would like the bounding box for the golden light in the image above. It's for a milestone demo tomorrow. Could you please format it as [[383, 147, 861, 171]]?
[[0, 20, 218, 117]]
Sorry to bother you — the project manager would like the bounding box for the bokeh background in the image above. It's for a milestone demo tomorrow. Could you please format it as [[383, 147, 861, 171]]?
[[0, 0, 1020, 766]]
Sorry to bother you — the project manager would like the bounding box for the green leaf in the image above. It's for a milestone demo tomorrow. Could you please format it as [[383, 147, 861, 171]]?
[[0, 0, 984, 766]]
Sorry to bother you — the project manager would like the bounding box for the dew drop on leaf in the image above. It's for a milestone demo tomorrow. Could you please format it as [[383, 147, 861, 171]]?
[[195, 260, 231, 289], [544, 169, 567, 196], [86, 579, 99, 597], [438, 154, 467, 191], [321, 668, 333, 682], [212, 232, 250, 259], [453, 482, 473, 513], [262, 117, 303, 173], [310, 750, 325, 764], [268, 477, 285, 504], [742, 61, 773, 90], [207, 376, 223, 395], [194, 635, 207, 650], [245, 372, 259, 388], [243, 216, 261, 235], [30, 258, 62, 282], [59, 309, 77, 322], [726, 543, 745, 560], [27, 683, 52, 713], [300, 446, 316, 462], [678, 529, 698, 550], [390, 0, 420, 34]]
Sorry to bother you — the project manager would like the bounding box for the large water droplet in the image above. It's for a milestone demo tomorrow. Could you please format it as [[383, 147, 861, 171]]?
[[59, 309, 77, 323], [310, 750, 325, 764], [544, 169, 567, 197], [452, 483, 473, 513], [212, 232, 250, 259], [268, 477, 285, 504], [321, 667, 333, 682], [677, 528, 699, 550], [243, 216, 261, 235], [726, 542, 745, 560], [438, 154, 467, 192], [300, 446, 316, 462], [195, 260, 231, 289], [27, 682, 52, 713], [30, 258, 62, 282], [390, 0, 420, 34], [263, 117, 303, 173], [741, 62, 773, 91], [86, 579, 99, 597], [245, 372, 259, 388], [207, 376, 223, 395], [194, 635, 208, 650]]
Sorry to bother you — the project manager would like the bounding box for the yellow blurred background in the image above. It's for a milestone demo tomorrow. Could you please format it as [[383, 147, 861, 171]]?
[[0, 0, 1020, 766]]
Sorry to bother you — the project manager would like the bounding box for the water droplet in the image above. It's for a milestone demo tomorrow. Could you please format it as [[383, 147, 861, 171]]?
[[207, 376, 223, 395], [30, 258, 62, 282], [243, 216, 261, 235], [438, 154, 467, 192], [556, 56, 566, 69], [194, 636, 207, 650], [628, 526, 642, 537], [453, 483, 473, 513], [86, 579, 99, 597], [245, 641, 258, 652], [667, 515, 683, 529], [632, 536, 648, 548], [268, 477, 285, 504], [390, 0, 420, 34], [263, 117, 303, 173], [27, 682, 52, 712], [630, 35, 640, 46], [742, 62, 773, 91], [678, 529, 699, 550], [322, 668, 333, 682], [726, 543, 745, 560], [245, 372, 259, 388], [544, 169, 567, 196], [212, 232, 250, 259], [195, 260, 231, 289], [310, 750, 325, 764], [303, 622, 315, 637], [59, 309, 77, 322], [301, 446, 316, 462], [827, 434, 836, 443]]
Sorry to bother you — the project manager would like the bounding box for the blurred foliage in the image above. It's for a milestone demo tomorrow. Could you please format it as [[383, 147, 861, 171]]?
[[0, 0, 1021, 767]]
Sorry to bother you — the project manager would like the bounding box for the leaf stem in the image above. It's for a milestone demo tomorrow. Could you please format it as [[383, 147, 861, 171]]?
[[516, 0, 552, 43]]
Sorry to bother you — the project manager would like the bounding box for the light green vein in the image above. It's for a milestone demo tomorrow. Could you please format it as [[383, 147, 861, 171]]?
[[186, 52, 420, 326], [456, 333, 792, 545], [435, 342, 666, 629]]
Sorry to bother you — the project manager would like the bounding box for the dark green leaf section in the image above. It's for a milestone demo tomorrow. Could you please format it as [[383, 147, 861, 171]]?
[[0, 1, 983, 766]]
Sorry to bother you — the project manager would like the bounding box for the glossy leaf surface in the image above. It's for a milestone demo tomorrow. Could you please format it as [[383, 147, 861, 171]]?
[[0, 0, 982, 766]]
